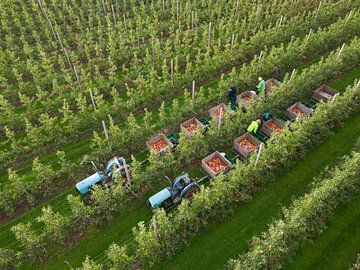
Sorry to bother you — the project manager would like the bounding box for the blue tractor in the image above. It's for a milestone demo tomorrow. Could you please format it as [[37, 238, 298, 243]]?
[[147, 172, 200, 209], [76, 156, 129, 203]]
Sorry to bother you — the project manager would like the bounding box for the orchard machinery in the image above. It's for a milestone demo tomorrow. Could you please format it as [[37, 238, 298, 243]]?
[[76, 156, 130, 203], [74, 80, 337, 210]]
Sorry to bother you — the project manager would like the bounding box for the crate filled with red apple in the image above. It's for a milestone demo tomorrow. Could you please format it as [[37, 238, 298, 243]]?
[[146, 134, 173, 155], [233, 133, 261, 160], [236, 91, 259, 108], [209, 103, 229, 124], [311, 84, 338, 102], [265, 78, 281, 95], [260, 117, 285, 137], [201, 151, 232, 179], [286, 102, 313, 121], [180, 117, 206, 138]]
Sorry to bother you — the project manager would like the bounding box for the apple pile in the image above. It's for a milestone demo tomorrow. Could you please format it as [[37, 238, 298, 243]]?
[[291, 108, 307, 117], [267, 121, 282, 132], [150, 139, 168, 153], [241, 95, 251, 102], [214, 107, 225, 117], [206, 157, 228, 174], [185, 122, 198, 133], [238, 138, 256, 152]]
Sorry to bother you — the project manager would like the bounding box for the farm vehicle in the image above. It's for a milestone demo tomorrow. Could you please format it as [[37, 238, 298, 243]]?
[[147, 82, 337, 209], [76, 156, 130, 203]]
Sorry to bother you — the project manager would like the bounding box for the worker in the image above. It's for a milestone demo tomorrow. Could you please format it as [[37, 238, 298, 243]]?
[[227, 85, 237, 104], [247, 119, 261, 134], [256, 77, 266, 96], [262, 112, 273, 122]]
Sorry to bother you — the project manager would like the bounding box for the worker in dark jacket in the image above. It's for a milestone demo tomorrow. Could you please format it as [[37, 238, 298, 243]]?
[[227, 85, 237, 104], [262, 112, 273, 122], [247, 119, 261, 134]]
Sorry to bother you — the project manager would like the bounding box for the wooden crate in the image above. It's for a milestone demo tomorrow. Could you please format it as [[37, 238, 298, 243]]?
[[146, 134, 173, 155], [285, 102, 313, 121], [236, 91, 259, 108], [180, 117, 206, 138], [201, 151, 232, 179], [311, 84, 338, 103], [260, 117, 285, 137], [233, 133, 261, 160], [208, 103, 229, 124], [265, 78, 281, 95]]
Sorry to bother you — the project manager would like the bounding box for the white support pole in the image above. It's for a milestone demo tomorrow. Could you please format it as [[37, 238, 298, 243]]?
[[290, 69, 297, 81], [235, 0, 239, 15], [356, 80, 360, 89], [208, 21, 212, 47], [176, 0, 179, 21], [254, 143, 264, 168], [89, 89, 96, 111], [336, 43, 346, 60], [102, 120, 109, 141], [37, 0, 57, 41], [192, 80, 195, 110], [73, 65, 82, 91], [331, 93, 339, 103], [101, 0, 106, 15], [191, 10, 194, 30], [111, 4, 116, 24], [303, 28, 313, 49], [276, 15, 283, 32], [218, 106, 223, 131], [170, 59, 174, 86], [56, 32, 73, 71], [162, 0, 165, 11], [316, 1, 322, 16], [231, 33, 235, 49], [123, 14, 127, 33], [345, 10, 353, 24], [258, 50, 263, 61]]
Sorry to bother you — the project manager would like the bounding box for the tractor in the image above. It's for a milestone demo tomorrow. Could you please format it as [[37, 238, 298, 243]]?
[[147, 172, 200, 209], [76, 156, 130, 203]]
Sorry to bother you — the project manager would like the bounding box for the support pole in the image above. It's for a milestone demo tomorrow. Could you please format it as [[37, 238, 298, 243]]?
[[89, 89, 96, 111], [101, 0, 106, 15], [276, 15, 283, 33], [37, 0, 57, 41], [254, 143, 264, 168], [73, 66, 82, 92], [345, 10, 353, 24], [56, 32, 73, 71], [231, 33, 235, 49], [192, 80, 195, 110], [218, 106, 223, 131], [331, 93, 339, 103], [336, 43, 345, 60], [302, 28, 313, 50], [208, 21, 212, 48], [171, 59, 174, 86], [111, 4, 116, 24], [290, 69, 297, 81], [191, 10, 194, 30], [123, 158, 131, 187], [102, 120, 109, 141]]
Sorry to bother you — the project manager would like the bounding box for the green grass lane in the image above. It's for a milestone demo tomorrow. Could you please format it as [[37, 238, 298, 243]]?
[[287, 191, 360, 270], [149, 68, 360, 270]]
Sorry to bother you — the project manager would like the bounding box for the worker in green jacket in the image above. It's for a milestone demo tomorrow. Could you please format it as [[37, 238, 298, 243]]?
[[247, 119, 261, 134], [256, 77, 266, 95]]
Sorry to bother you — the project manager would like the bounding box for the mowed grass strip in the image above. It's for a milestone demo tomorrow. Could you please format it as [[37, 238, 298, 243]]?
[[150, 68, 360, 270]]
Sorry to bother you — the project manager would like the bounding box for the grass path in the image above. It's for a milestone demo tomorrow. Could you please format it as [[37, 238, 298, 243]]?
[[287, 191, 360, 270], [149, 68, 360, 270]]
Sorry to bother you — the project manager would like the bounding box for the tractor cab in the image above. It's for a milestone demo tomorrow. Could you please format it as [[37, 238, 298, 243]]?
[[105, 156, 130, 181], [147, 172, 200, 209]]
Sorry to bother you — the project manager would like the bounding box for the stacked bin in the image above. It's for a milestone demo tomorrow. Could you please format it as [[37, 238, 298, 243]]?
[[201, 151, 232, 179], [233, 133, 261, 160], [285, 102, 313, 121], [265, 78, 281, 95], [311, 84, 338, 102], [260, 117, 285, 137], [146, 134, 173, 155], [180, 117, 206, 138], [236, 91, 259, 109], [209, 103, 229, 125]]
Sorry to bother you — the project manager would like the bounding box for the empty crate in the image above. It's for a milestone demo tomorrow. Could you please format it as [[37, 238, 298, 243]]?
[[285, 102, 313, 121], [311, 84, 338, 102], [233, 133, 261, 160], [146, 134, 173, 155], [201, 151, 232, 179]]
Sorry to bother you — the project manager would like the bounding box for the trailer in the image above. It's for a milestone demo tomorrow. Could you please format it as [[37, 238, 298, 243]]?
[[233, 133, 261, 161], [311, 84, 338, 102], [260, 117, 285, 137], [180, 117, 207, 138], [201, 151, 232, 179], [146, 134, 176, 155], [285, 102, 313, 121]]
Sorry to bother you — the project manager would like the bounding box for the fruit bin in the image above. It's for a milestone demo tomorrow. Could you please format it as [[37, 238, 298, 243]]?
[[236, 91, 259, 108], [180, 117, 206, 138], [208, 103, 229, 124], [285, 102, 313, 121], [311, 84, 338, 102], [201, 151, 232, 179], [233, 132, 261, 160], [260, 117, 285, 137], [265, 78, 281, 95], [146, 134, 174, 155]]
